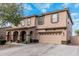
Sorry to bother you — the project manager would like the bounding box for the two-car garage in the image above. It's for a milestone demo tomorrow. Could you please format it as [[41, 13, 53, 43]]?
[[38, 30, 66, 44]]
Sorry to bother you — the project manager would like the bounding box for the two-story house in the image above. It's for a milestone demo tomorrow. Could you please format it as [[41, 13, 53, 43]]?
[[6, 8, 73, 44]]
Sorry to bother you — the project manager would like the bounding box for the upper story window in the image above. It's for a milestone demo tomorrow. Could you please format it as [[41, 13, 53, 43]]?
[[27, 18, 31, 26], [51, 13, 59, 23], [20, 21, 25, 26], [38, 16, 44, 25]]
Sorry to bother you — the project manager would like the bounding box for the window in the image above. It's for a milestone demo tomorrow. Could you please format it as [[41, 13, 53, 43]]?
[[51, 13, 59, 23], [21, 21, 25, 26], [27, 18, 31, 26], [38, 16, 44, 25]]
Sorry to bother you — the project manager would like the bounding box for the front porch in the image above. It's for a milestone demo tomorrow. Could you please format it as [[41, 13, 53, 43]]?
[[6, 26, 39, 44]]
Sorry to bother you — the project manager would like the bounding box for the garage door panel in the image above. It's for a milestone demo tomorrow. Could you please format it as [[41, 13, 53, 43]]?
[[39, 32, 62, 44]]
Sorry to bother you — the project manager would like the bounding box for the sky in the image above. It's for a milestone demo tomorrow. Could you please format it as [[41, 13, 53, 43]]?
[[22, 3, 79, 36]]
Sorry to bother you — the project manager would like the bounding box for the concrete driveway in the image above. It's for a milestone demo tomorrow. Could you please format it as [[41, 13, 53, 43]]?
[[0, 43, 79, 56]]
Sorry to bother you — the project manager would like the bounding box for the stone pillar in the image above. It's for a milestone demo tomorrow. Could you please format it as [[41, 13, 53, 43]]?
[[17, 31, 21, 43], [11, 31, 14, 42], [26, 31, 30, 43], [5, 31, 9, 41], [18, 31, 20, 40]]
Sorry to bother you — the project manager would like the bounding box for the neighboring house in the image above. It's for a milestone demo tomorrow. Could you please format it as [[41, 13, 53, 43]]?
[[6, 8, 73, 44]]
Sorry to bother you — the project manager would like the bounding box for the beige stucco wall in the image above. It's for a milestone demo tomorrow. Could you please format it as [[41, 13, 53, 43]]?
[[6, 9, 73, 44], [71, 36, 79, 45], [36, 11, 69, 44], [12, 11, 68, 29], [66, 13, 72, 41], [36, 11, 67, 29]]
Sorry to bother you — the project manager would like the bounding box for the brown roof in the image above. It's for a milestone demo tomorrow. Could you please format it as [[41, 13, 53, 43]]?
[[23, 8, 68, 18], [66, 10, 73, 24], [40, 8, 68, 16], [22, 15, 37, 19], [38, 8, 73, 24], [22, 8, 73, 24]]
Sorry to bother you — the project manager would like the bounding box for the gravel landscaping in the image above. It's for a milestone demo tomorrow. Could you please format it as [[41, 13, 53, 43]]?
[[0, 43, 25, 50]]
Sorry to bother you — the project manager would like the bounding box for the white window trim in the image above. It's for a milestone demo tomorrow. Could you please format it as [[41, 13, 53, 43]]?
[[27, 18, 31, 26], [51, 13, 59, 23]]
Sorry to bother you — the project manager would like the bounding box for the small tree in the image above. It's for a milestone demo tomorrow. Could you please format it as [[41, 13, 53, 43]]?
[[0, 3, 23, 26], [75, 29, 79, 36]]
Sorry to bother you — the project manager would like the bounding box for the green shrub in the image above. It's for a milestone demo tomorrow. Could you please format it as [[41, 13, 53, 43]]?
[[33, 40, 39, 43], [0, 40, 6, 45]]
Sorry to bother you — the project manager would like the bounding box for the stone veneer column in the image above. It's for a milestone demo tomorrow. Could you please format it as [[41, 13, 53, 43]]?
[[18, 31, 20, 40], [6, 31, 9, 41], [11, 31, 14, 42], [26, 31, 30, 43]]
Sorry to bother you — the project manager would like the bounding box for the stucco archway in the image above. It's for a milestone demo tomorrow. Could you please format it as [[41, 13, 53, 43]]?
[[7, 31, 11, 41], [13, 31, 18, 42], [20, 31, 26, 42], [29, 31, 33, 43]]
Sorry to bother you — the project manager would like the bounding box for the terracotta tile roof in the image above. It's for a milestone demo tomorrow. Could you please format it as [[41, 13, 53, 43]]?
[[22, 8, 68, 18]]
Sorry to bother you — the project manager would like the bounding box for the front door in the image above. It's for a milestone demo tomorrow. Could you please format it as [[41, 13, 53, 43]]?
[[20, 31, 26, 42], [29, 31, 33, 43]]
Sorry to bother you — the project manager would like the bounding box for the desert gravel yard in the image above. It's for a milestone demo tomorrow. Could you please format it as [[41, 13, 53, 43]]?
[[0, 43, 79, 56]]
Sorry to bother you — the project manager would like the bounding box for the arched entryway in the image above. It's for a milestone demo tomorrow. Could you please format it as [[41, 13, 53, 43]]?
[[20, 31, 26, 42], [13, 31, 18, 42], [29, 31, 33, 43], [7, 31, 11, 41]]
